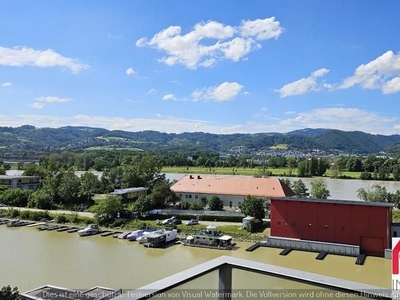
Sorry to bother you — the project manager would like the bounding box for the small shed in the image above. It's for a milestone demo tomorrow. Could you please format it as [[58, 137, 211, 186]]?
[[242, 216, 254, 229]]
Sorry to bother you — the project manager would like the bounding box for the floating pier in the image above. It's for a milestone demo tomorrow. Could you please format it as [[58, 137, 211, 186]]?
[[246, 242, 261, 252], [279, 247, 292, 256], [316, 251, 328, 260], [56, 226, 70, 232]]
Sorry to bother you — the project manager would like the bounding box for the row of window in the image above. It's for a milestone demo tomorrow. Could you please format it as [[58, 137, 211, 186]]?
[[276, 221, 346, 231]]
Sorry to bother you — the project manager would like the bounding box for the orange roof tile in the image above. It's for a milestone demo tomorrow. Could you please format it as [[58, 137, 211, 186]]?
[[171, 175, 295, 198]]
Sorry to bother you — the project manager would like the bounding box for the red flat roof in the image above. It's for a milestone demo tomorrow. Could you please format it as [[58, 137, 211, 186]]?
[[271, 197, 394, 208]]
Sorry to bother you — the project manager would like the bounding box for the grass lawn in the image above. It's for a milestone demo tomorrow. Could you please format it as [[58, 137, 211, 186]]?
[[162, 166, 298, 177], [162, 166, 363, 179]]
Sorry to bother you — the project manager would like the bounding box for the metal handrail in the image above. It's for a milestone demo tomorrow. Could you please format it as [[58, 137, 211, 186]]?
[[115, 256, 392, 300]]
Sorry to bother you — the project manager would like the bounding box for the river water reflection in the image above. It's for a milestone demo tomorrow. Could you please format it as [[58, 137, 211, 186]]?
[[0, 226, 390, 292]]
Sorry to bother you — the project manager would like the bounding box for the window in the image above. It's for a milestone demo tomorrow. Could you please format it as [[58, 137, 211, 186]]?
[[188, 195, 192, 199], [229, 201, 232, 208], [194, 195, 198, 199], [185, 195, 188, 199], [324, 225, 328, 229], [277, 221, 281, 226], [308, 223, 312, 228]]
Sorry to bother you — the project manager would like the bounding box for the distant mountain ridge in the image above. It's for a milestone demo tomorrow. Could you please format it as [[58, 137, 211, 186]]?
[[1, 125, 400, 155]]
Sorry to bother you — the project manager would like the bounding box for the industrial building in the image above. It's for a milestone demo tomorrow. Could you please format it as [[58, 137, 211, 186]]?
[[269, 197, 393, 257]]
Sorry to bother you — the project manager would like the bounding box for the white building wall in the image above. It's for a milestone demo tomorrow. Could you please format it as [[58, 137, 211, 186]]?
[[177, 192, 267, 208]]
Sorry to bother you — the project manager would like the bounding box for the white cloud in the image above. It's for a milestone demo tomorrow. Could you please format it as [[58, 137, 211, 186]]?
[[279, 107, 396, 134], [136, 17, 283, 69], [33, 96, 72, 103], [162, 94, 176, 101], [1, 106, 399, 135], [275, 68, 330, 98], [30, 103, 44, 109], [31, 96, 71, 109], [0, 46, 88, 73], [191, 82, 244, 102], [126, 67, 136, 75], [338, 51, 400, 94], [147, 88, 157, 95], [382, 77, 400, 94], [240, 17, 284, 40], [1, 82, 11, 87]]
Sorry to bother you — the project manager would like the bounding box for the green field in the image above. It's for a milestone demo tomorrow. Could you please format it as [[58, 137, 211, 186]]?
[[162, 166, 364, 179], [85, 147, 143, 151], [269, 144, 289, 150]]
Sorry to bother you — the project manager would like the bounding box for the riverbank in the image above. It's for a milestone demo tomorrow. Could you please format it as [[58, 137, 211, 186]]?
[[0, 206, 267, 242]]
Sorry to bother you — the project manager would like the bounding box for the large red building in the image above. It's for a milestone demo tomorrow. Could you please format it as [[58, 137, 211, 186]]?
[[270, 197, 394, 257]]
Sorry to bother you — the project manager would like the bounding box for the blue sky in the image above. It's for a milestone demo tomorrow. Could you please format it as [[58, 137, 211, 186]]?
[[1, 1, 400, 135]]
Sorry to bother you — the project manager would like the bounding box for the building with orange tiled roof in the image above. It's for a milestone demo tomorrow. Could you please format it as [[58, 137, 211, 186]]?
[[170, 175, 295, 208]]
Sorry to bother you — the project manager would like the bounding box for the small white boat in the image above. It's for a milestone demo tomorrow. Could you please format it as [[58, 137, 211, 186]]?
[[78, 224, 101, 237]]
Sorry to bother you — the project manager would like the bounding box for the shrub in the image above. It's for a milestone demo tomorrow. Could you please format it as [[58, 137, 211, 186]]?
[[246, 219, 264, 233], [55, 214, 68, 224], [5, 209, 19, 218]]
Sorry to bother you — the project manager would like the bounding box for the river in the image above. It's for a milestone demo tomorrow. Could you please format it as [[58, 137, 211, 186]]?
[[0, 225, 391, 293]]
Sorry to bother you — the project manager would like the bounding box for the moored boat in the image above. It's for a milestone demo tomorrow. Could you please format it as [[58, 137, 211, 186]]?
[[143, 229, 178, 248], [6, 220, 31, 227], [181, 225, 236, 250], [78, 224, 101, 237], [126, 229, 145, 241]]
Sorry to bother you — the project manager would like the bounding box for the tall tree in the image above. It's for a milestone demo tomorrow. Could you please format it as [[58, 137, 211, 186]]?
[[91, 195, 123, 224], [310, 178, 330, 199], [292, 179, 309, 197], [0, 285, 19, 300], [57, 170, 81, 207], [208, 196, 223, 211], [239, 195, 266, 220], [357, 184, 389, 202], [79, 172, 101, 201], [151, 181, 179, 208]]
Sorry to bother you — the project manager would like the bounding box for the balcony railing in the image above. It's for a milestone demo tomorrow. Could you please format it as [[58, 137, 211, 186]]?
[[115, 256, 392, 300]]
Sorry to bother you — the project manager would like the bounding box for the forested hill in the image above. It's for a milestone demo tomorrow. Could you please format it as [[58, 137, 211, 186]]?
[[1, 125, 400, 155]]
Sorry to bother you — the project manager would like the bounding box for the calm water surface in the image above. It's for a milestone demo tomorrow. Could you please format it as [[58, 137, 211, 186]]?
[[0, 225, 390, 292]]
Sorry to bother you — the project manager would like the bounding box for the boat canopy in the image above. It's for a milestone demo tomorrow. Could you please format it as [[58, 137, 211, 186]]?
[[218, 235, 232, 241]]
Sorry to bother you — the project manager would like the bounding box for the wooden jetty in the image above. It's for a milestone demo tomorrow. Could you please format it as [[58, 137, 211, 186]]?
[[45, 225, 60, 231], [67, 227, 79, 233], [100, 231, 113, 237], [56, 226, 70, 232]]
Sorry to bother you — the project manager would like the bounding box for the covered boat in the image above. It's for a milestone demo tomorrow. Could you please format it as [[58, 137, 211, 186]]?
[[126, 229, 145, 241]]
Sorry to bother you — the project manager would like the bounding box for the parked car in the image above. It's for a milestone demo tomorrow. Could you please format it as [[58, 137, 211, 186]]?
[[185, 219, 199, 226], [171, 219, 182, 225], [162, 217, 182, 225]]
